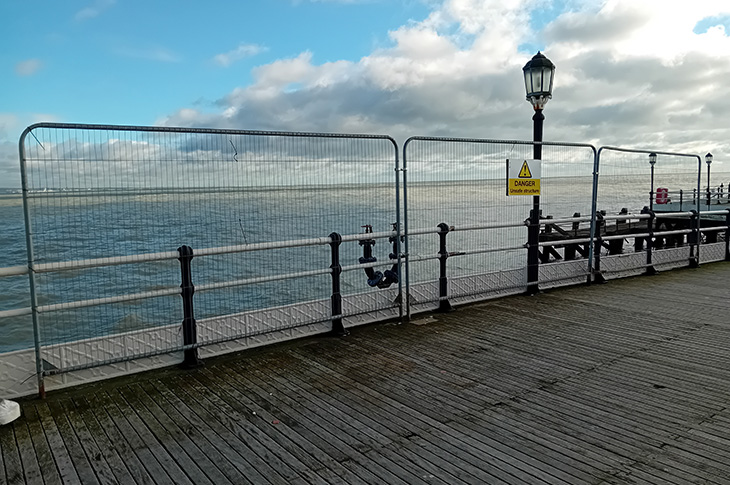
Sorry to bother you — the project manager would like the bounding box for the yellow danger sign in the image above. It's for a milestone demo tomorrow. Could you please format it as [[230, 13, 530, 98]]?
[[518, 161, 532, 178], [507, 159, 541, 196]]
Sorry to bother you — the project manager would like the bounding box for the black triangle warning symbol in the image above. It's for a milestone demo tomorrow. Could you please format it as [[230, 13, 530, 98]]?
[[518, 161, 532, 178]]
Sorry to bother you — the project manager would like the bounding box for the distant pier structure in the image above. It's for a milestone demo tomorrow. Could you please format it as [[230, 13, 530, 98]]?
[[538, 186, 730, 263]]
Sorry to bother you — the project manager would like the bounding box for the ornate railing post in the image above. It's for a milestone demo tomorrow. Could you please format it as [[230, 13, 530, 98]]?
[[436, 223, 452, 312], [178, 245, 201, 368], [329, 232, 347, 336]]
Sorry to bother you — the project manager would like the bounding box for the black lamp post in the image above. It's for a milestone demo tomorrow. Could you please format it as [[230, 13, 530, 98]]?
[[649, 152, 657, 211], [523, 51, 555, 295], [706, 152, 713, 206]]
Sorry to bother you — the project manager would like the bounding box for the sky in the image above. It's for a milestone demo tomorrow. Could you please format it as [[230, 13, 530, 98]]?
[[3, 0, 730, 186]]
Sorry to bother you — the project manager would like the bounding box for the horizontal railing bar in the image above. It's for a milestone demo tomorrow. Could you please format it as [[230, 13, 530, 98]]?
[[33, 251, 180, 273], [655, 229, 693, 237], [595, 228, 692, 241], [702, 210, 730, 216], [454, 245, 527, 256], [0, 265, 28, 277], [449, 222, 527, 232], [600, 214, 650, 221], [407, 227, 445, 236], [699, 226, 728, 232], [37, 287, 181, 313], [195, 238, 332, 257], [655, 211, 693, 218], [539, 238, 593, 246], [340, 231, 397, 243], [406, 254, 440, 263], [24, 121, 398, 142], [0, 307, 32, 318], [540, 216, 594, 225], [593, 234, 628, 242], [196, 268, 332, 292]]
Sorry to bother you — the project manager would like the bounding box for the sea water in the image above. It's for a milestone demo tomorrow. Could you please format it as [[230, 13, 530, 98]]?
[[0, 171, 723, 353]]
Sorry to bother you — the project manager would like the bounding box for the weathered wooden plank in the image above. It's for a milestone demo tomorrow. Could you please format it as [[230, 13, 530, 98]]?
[[286, 347, 578, 485], [144, 377, 272, 485], [115, 386, 217, 485], [196, 365, 411, 485], [102, 389, 195, 485], [163, 372, 298, 485], [142, 373, 360, 485], [176, 371, 327, 485], [85, 391, 174, 485], [318, 350, 594, 484], [12, 415, 43, 485], [45, 400, 101, 485], [23, 405, 61, 485], [0, 420, 24, 485], [289, 355, 515, 484], [239, 358, 445, 485], [35, 402, 82, 484], [134, 381, 247, 485], [67, 396, 135, 485]]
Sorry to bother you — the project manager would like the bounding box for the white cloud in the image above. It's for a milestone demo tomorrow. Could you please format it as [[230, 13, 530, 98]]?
[[158, 0, 730, 161], [0, 141, 19, 187], [0, 114, 63, 186], [15, 59, 42, 77], [213, 43, 267, 67], [75, 0, 116, 21]]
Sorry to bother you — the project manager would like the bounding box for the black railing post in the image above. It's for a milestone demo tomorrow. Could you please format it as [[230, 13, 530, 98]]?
[[592, 212, 606, 284], [436, 223, 452, 312], [725, 209, 730, 261], [688, 210, 700, 268], [178, 245, 201, 368], [526, 208, 541, 295], [642, 207, 657, 276], [329, 232, 347, 336]]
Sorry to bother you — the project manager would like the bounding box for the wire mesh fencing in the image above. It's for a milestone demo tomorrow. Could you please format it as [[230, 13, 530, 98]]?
[[3, 122, 727, 398], [16, 123, 399, 385], [594, 148, 707, 277], [402, 137, 597, 315]]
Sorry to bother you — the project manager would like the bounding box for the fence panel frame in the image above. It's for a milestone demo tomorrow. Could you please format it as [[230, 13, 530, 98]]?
[[402, 136, 598, 318], [17, 122, 402, 397], [594, 147, 702, 280]]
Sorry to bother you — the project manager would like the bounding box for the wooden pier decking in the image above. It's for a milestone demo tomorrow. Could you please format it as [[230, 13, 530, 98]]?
[[3, 262, 730, 484]]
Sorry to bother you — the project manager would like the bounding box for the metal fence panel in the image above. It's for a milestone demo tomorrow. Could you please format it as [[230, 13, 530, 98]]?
[[595, 147, 703, 277], [402, 137, 596, 314], [16, 123, 399, 388]]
